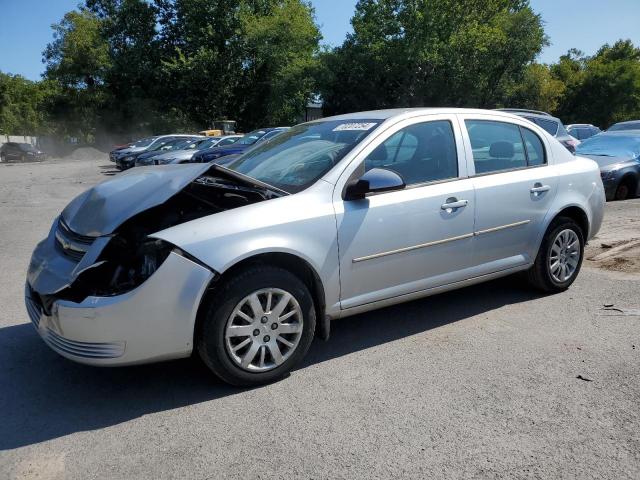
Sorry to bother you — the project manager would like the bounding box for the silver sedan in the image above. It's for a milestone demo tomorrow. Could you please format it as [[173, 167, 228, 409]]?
[[25, 109, 605, 386]]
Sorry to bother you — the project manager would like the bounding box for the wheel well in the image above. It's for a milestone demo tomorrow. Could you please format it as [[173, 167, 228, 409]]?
[[554, 206, 589, 238], [194, 253, 327, 344]]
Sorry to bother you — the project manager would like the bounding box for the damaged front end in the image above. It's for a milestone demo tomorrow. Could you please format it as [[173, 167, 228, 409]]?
[[26, 164, 275, 365]]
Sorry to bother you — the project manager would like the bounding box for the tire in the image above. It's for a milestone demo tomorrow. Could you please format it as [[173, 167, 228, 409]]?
[[527, 216, 585, 293], [614, 180, 632, 201], [198, 265, 316, 386]]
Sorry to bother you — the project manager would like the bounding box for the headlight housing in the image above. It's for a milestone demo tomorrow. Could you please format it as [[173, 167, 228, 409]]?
[[600, 169, 616, 180]]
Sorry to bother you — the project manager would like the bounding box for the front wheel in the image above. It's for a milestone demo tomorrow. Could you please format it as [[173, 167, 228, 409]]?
[[527, 217, 585, 293], [198, 266, 316, 386]]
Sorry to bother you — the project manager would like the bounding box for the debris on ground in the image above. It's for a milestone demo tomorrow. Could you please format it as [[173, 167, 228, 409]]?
[[576, 375, 593, 382]]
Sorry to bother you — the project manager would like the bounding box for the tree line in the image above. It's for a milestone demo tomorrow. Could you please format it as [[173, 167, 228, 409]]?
[[1, 0, 639, 144]]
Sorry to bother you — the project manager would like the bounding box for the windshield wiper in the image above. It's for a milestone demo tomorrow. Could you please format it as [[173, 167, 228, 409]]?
[[212, 164, 290, 197]]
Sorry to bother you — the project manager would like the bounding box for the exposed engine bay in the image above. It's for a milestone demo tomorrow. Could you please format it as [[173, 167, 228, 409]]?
[[31, 166, 281, 310]]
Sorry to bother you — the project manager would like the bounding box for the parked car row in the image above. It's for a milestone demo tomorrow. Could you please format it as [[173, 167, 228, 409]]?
[[109, 128, 290, 171]]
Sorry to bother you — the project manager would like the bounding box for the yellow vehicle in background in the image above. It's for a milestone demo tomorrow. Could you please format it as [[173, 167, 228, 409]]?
[[199, 120, 238, 137]]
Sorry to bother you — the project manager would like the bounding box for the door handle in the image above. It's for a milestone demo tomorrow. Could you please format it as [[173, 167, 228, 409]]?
[[530, 183, 550, 194], [441, 198, 468, 211]]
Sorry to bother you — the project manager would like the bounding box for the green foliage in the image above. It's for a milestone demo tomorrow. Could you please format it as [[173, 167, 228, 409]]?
[[236, 0, 321, 127], [553, 40, 640, 127], [319, 0, 547, 114], [502, 63, 565, 112], [2, 1, 640, 140], [0, 73, 57, 135]]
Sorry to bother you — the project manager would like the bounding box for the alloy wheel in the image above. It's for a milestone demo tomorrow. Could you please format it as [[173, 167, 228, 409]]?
[[224, 288, 303, 372], [549, 229, 581, 283]]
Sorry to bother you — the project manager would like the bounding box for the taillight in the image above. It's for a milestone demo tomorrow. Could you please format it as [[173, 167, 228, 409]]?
[[562, 138, 579, 153]]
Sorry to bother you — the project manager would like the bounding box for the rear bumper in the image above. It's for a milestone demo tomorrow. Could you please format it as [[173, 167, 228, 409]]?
[[25, 251, 214, 366]]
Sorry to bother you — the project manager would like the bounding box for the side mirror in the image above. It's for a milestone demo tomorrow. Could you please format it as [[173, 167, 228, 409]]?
[[344, 168, 405, 200]]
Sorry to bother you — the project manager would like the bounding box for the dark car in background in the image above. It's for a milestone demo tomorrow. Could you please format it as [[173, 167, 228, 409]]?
[[116, 136, 202, 169], [567, 124, 601, 141], [497, 109, 579, 153], [192, 128, 289, 164], [0, 142, 46, 162], [576, 131, 640, 200], [607, 120, 640, 132]]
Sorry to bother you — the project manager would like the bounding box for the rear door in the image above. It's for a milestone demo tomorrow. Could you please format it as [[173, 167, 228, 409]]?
[[459, 114, 558, 273]]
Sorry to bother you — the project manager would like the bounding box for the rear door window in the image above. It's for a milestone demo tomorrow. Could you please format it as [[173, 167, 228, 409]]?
[[465, 120, 527, 174], [466, 121, 547, 174]]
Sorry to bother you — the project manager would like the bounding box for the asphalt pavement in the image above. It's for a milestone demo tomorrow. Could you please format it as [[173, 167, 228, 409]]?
[[1, 158, 638, 479]]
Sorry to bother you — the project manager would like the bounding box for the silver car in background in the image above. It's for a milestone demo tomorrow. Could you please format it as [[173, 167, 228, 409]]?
[[25, 109, 604, 386], [567, 124, 601, 141], [497, 109, 580, 153]]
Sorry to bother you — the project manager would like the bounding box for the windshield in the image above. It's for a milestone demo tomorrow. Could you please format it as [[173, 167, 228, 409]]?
[[132, 137, 156, 148], [195, 138, 219, 150], [237, 130, 269, 145], [608, 121, 640, 132], [19, 143, 37, 152], [225, 119, 382, 193], [576, 134, 640, 158]]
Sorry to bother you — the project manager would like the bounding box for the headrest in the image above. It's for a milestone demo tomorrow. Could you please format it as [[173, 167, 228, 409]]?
[[489, 141, 514, 159]]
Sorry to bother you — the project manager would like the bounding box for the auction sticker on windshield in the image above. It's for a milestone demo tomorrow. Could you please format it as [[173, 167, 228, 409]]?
[[333, 122, 378, 132]]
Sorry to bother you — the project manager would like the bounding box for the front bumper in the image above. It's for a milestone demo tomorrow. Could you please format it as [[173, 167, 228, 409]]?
[[25, 251, 214, 366], [115, 157, 136, 170]]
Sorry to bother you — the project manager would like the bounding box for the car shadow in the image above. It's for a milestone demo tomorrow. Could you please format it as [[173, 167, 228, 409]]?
[[0, 276, 541, 450], [98, 164, 120, 176]]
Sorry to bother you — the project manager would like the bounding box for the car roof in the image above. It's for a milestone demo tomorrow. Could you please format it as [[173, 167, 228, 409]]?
[[495, 108, 553, 117], [311, 107, 554, 123], [600, 129, 640, 137], [567, 124, 597, 128], [611, 120, 640, 126], [498, 110, 561, 123]]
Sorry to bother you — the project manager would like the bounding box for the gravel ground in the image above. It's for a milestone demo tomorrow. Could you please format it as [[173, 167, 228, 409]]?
[[1, 158, 639, 480]]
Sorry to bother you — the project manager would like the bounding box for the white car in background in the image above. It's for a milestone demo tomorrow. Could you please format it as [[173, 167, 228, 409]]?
[[26, 109, 604, 386]]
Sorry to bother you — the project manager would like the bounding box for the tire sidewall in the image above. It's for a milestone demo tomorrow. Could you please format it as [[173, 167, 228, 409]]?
[[543, 219, 585, 290], [615, 183, 629, 201], [199, 267, 316, 386]]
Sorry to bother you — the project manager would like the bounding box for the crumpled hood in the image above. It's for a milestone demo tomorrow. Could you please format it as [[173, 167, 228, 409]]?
[[61, 163, 212, 236]]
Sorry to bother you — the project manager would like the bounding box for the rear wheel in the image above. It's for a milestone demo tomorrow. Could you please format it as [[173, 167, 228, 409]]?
[[198, 265, 316, 386], [527, 217, 584, 293], [615, 178, 635, 201]]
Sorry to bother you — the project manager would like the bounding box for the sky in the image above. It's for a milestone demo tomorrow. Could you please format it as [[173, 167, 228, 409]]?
[[0, 0, 639, 81]]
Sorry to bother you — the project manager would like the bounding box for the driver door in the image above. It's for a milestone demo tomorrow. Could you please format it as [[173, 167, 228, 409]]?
[[333, 115, 477, 310]]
